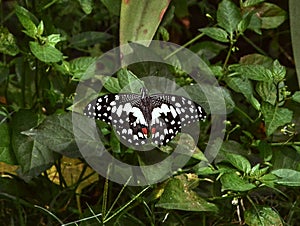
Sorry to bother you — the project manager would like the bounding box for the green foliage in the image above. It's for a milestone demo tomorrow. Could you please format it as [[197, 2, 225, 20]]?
[[0, 0, 299, 225]]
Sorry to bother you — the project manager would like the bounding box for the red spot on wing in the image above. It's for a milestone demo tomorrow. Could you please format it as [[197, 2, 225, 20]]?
[[142, 127, 148, 135], [124, 0, 130, 4], [151, 127, 156, 134]]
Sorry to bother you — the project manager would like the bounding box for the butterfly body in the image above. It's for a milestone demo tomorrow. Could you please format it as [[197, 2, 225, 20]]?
[[84, 87, 206, 146]]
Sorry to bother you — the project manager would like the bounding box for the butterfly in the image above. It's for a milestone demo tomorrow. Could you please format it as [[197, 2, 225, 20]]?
[[84, 87, 206, 147]]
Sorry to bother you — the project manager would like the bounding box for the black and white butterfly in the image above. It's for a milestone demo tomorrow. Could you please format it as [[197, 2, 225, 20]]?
[[84, 87, 206, 147]]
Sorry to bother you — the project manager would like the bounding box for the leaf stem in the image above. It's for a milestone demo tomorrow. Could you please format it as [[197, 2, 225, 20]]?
[[234, 106, 255, 123], [164, 33, 205, 60], [103, 185, 151, 224], [242, 34, 268, 56]]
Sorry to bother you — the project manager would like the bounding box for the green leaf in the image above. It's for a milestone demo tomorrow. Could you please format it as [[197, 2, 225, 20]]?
[[240, 54, 273, 67], [0, 26, 19, 56], [222, 152, 252, 174], [110, 131, 121, 153], [173, 0, 189, 18], [225, 76, 260, 110], [242, 0, 265, 8], [29, 41, 63, 63], [78, 0, 93, 14], [15, 5, 38, 38], [37, 20, 44, 36], [272, 60, 286, 82], [69, 31, 112, 48], [190, 41, 227, 60], [257, 3, 287, 29], [199, 27, 229, 43], [103, 77, 122, 93], [245, 206, 283, 226], [225, 76, 253, 98], [0, 123, 16, 165], [257, 140, 272, 162], [117, 69, 144, 92], [256, 81, 277, 105], [120, 0, 171, 45], [261, 103, 293, 136], [11, 110, 55, 178], [292, 91, 300, 103], [47, 34, 62, 46], [231, 64, 272, 81], [156, 176, 218, 212], [220, 172, 256, 191], [217, 0, 242, 34], [34, 112, 81, 158], [248, 12, 262, 34], [237, 13, 252, 33], [271, 169, 300, 186], [101, 0, 121, 16], [70, 57, 97, 80]]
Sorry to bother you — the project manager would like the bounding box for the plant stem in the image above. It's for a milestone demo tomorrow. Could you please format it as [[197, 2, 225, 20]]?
[[164, 33, 205, 60], [234, 106, 255, 123], [242, 34, 268, 56]]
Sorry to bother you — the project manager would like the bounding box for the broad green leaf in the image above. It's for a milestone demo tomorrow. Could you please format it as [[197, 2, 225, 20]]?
[[259, 173, 277, 187], [245, 206, 283, 226], [242, 0, 265, 8], [0, 26, 19, 56], [257, 140, 272, 162], [272, 147, 300, 171], [101, 0, 121, 16], [271, 169, 300, 186], [173, 0, 188, 18], [34, 112, 81, 158], [29, 41, 63, 63], [0, 123, 16, 164], [11, 110, 55, 178], [103, 77, 122, 93], [237, 14, 252, 34], [47, 34, 61, 46], [240, 54, 273, 67], [190, 41, 227, 60], [220, 172, 256, 191], [69, 32, 112, 48], [225, 76, 253, 98], [222, 152, 252, 174], [261, 103, 293, 136], [156, 176, 218, 212], [15, 5, 38, 38], [231, 64, 272, 81], [117, 69, 143, 92], [272, 60, 286, 82], [120, 0, 171, 45], [257, 3, 287, 29], [292, 91, 300, 103], [78, 0, 93, 14], [199, 27, 229, 43], [248, 11, 262, 34], [256, 81, 277, 105], [217, 0, 242, 34], [225, 76, 261, 110], [70, 57, 97, 80]]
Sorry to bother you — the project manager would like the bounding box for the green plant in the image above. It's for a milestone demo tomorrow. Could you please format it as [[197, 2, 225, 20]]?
[[0, 0, 299, 225]]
